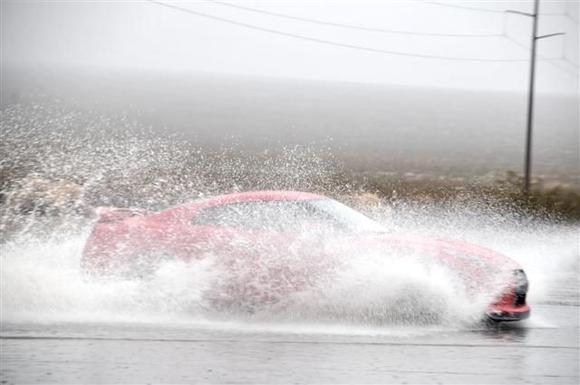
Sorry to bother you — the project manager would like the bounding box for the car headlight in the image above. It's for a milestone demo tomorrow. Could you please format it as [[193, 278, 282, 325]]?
[[513, 269, 529, 294]]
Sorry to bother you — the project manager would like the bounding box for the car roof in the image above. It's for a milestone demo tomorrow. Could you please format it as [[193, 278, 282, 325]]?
[[166, 190, 325, 214], [154, 191, 328, 220], [199, 190, 325, 206]]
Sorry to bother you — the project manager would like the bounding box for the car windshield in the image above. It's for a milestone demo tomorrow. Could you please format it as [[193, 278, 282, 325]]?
[[192, 198, 386, 234], [306, 199, 387, 233]]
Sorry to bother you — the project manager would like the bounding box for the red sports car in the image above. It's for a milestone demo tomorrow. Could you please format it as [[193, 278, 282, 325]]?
[[82, 190, 530, 322]]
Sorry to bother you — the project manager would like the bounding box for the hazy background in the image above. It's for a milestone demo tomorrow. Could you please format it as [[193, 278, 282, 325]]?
[[2, 0, 579, 92], [2, 0, 579, 184], [2, 4, 580, 384]]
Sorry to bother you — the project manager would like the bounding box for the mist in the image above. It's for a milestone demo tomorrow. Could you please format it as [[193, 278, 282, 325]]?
[[2, 2, 580, 384], [2, 0, 579, 92]]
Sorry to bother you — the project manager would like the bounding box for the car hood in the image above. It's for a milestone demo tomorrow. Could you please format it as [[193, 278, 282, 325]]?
[[344, 232, 520, 294]]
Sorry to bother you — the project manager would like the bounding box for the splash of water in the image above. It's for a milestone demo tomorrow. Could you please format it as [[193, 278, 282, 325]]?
[[1, 100, 578, 333], [0, 231, 486, 326], [1, 218, 577, 329]]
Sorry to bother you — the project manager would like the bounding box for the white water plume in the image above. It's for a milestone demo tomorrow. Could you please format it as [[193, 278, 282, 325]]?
[[1, 100, 578, 332], [2, 218, 576, 329]]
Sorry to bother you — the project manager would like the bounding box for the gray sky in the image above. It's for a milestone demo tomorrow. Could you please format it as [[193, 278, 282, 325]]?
[[2, 0, 579, 93]]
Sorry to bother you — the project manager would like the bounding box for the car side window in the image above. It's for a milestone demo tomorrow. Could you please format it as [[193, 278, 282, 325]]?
[[191, 204, 244, 228], [191, 201, 342, 232]]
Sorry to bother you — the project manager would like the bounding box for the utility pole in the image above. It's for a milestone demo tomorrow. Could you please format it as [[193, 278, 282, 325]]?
[[507, 0, 565, 195]]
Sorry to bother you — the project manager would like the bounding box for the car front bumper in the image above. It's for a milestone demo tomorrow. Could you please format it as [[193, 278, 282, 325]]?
[[486, 305, 530, 322]]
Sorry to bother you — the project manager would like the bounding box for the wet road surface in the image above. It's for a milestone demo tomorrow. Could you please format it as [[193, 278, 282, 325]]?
[[2, 304, 578, 384]]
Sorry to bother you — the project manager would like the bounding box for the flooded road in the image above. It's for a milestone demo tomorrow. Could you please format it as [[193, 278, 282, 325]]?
[[1, 221, 578, 384], [1, 304, 578, 384], [2, 9, 578, 383]]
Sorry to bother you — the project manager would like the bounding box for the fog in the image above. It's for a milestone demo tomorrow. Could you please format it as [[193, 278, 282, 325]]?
[[1, 0, 579, 181], [3, 64, 579, 185], [2, 0, 579, 92], [2, 3, 580, 384]]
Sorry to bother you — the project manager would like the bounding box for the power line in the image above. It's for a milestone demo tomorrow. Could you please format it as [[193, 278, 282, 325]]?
[[538, 57, 579, 78], [146, 0, 528, 63], [546, 59, 580, 78], [425, 1, 506, 14], [500, 2, 579, 78], [208, 0, 503, 38], [563, 1, 580, 24], [210, 0, 579, 75], [562, 55, 579, 68], [552, 13, 580, 25], [504, 34, 579, 78], [426, 1, 576, 19]]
